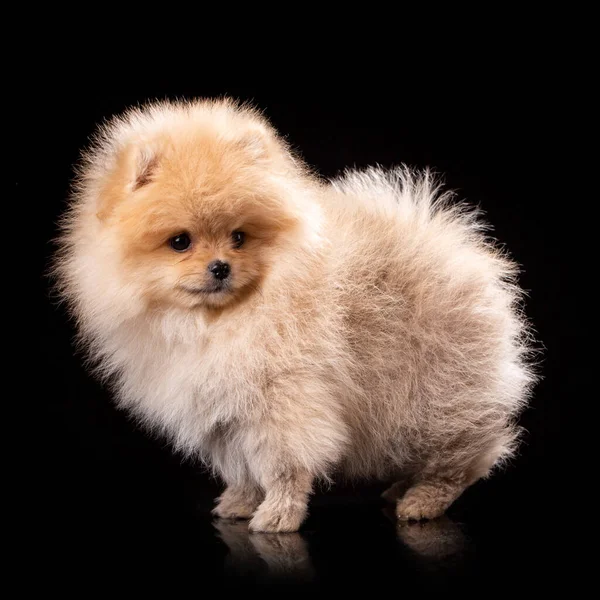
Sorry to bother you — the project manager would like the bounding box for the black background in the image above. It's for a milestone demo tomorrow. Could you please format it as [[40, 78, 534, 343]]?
[[30, 55, 566, 590]]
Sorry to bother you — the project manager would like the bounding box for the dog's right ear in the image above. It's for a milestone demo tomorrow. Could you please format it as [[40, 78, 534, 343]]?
[[131, 147, 159, 191], [96, 141, 159, 222]]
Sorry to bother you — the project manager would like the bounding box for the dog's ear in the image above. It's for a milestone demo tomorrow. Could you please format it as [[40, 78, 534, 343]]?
[[234, 121, 287, 164], [238, 126, 272, 160], [96, 141, 159, 222], [131, 147, 159, 191]]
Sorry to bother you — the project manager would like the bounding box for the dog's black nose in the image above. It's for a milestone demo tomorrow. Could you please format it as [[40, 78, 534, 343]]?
[[208, 260, 230, 281]]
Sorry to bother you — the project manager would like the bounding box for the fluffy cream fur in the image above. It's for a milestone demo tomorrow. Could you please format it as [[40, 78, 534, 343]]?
[[53, 99, 535, 532]]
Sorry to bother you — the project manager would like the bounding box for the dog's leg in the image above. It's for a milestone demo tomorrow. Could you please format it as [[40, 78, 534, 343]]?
[[395, 476, 467, 521], [381, 475, 413, 502], [212, 482, 264, 520], [210, 438, 265, 520], [249, 470, 313, 533], [244, 378, 347, 533]]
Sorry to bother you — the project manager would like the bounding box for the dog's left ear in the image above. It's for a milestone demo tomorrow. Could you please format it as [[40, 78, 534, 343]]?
[[235, 122, 286, 164], [237, 125, 274, 160]]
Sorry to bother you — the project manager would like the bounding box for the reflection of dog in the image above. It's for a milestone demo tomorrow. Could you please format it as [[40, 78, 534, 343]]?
[[55, 99, 535, 532], [214, 520, 315, 582], [381, 502, 469, 562], [396, 516, 468, 560]]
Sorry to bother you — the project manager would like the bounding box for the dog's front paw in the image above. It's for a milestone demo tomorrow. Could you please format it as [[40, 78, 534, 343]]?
[[212, 486, 263, 520], [212, 501, 255, 520], [249, 504, 306, 533]]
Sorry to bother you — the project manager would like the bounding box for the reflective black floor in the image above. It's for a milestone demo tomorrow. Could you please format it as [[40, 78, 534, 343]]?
[[39, 457, 553, 591]]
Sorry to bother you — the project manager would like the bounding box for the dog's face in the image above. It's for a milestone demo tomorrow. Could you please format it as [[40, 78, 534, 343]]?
[[96, 116, 299, 310]]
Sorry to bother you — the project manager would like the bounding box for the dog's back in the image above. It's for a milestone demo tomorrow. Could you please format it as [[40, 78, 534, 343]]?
[[321, 167, 535, 484]]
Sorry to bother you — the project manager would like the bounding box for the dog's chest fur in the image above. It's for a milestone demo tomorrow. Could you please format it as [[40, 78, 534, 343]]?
[[110, 309, 270, 454]]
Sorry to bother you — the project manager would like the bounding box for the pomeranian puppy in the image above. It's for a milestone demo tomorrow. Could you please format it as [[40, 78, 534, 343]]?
[[53, 99, 534, 532]]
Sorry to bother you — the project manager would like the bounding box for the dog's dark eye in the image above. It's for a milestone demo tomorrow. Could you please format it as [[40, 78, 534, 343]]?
[[169, 233, 192, 252], [232, 231, 245, 248]]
